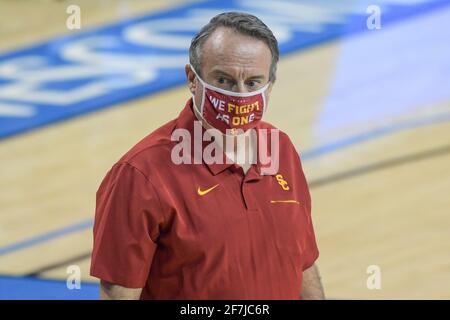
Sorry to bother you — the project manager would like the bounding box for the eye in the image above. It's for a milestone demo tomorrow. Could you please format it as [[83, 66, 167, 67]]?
[[215, 77, 234, 89], [217, 77, 227, 84], [247, 80, 260, 88]]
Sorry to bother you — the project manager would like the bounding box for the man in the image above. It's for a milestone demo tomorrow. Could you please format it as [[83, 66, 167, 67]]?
[[90, 12, 325, 300]]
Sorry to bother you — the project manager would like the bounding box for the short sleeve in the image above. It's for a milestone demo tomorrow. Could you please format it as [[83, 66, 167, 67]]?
[[90, 162, 164, 288], [301, 201, 319, 271], [297, 152, 320, 271]]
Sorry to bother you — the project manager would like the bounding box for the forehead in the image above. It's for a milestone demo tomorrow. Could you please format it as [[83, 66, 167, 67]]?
[[200, 27, 272, 77]]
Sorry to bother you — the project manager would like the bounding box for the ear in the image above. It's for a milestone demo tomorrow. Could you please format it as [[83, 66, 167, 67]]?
[[185, 64, 196, 95]]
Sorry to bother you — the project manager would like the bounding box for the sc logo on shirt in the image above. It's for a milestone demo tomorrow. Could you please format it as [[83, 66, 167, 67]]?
[[275, 174, 290, 191]]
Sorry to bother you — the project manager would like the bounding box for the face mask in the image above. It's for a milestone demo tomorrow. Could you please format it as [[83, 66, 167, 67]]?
[[190, 65, 270, 135]]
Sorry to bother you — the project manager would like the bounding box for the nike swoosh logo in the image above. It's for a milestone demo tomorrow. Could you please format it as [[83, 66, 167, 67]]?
[[270, 200, 300, 204], [197, 184, 219, 196]]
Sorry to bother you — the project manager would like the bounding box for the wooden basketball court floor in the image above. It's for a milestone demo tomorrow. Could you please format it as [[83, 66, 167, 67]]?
[[0, 0, 449, 299]]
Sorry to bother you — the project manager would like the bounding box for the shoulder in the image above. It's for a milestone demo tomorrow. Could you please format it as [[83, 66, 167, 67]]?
[[113, 118, 179, 179], [258, 120, 299, 153]]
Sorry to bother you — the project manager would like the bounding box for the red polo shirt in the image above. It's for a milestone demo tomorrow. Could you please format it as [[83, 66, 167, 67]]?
[[90, 99, 319, 299]]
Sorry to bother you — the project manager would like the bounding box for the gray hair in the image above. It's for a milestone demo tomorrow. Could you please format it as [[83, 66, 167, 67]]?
[[189, 12, 279, 82]]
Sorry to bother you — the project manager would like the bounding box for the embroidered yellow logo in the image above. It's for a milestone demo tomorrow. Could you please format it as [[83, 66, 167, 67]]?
[[197, 184, 219, 196], [275, 174, 290, 191], [270, 200, 299, 204]]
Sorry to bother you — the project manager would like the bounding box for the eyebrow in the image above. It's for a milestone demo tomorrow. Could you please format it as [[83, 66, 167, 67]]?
[[211, 69, 266, 80]]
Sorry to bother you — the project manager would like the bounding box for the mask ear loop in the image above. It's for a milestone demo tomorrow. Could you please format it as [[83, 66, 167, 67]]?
[[190, 65, 206, 117], [262, 86, 267, 115]]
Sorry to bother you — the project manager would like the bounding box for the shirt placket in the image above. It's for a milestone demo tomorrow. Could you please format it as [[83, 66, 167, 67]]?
[[240, 165, 262, 212]]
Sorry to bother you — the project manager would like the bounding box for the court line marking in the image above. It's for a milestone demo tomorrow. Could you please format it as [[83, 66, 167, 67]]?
[[25, 252, 92, 278], [309, 143, 450, 188], [0, 111, 449, 257], [26, 142, 450, 277], [0, 0, 447, 140], [301, 111, 450, 160], [0, 219, 93, 256], [0, 274, 99, 300]]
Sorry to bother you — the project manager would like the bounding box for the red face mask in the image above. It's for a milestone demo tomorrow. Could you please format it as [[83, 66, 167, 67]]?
[[191, 66, 270, 135]]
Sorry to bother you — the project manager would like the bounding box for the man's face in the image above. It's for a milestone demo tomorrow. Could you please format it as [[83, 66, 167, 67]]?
[[186, 27, 273, 108]]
